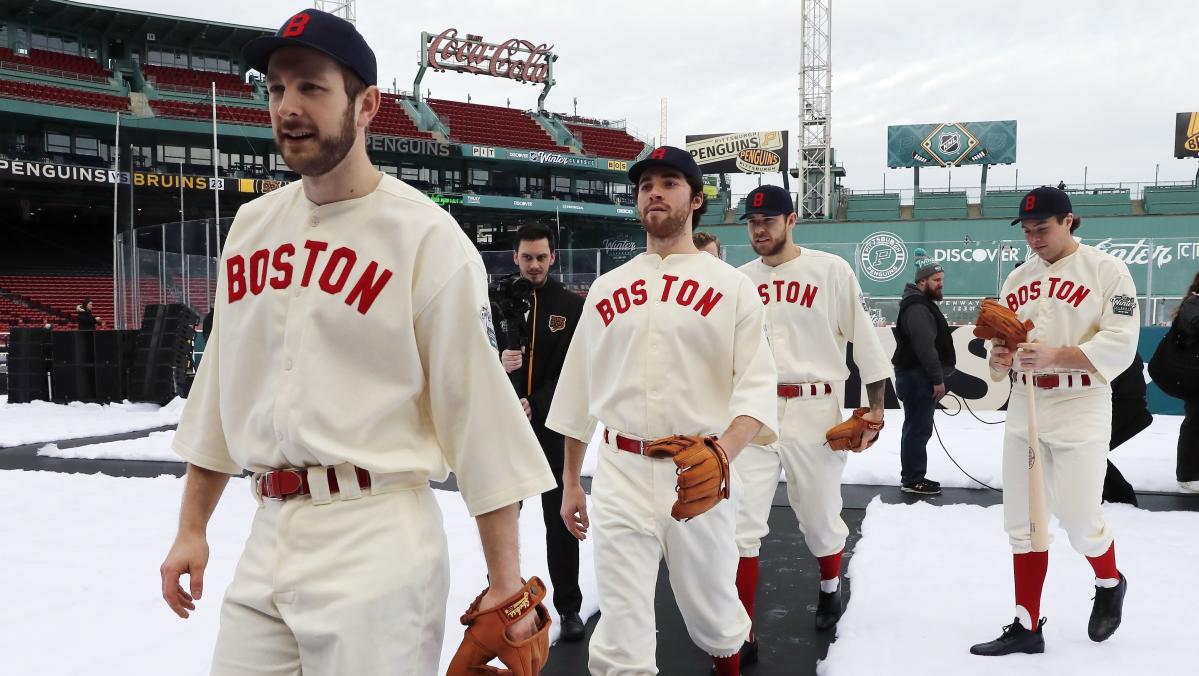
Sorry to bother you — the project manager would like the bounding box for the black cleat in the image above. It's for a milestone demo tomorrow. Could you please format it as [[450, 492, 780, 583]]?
[[970, 617, 1046, 656], [1088, 574, 1127, 642], [559, 612, 586, 642], [814, 585, 844, 631], [901, 479, 942, 495]]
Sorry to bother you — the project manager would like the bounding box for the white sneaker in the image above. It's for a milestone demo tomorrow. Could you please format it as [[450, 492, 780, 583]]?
[[1180, 480, 1199, 494]]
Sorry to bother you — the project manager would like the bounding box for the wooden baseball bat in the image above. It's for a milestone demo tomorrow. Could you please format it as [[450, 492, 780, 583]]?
[[1024, 375, 1050, 552]]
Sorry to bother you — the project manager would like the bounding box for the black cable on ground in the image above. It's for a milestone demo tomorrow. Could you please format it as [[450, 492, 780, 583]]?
[[932, 394, 1002, 492]]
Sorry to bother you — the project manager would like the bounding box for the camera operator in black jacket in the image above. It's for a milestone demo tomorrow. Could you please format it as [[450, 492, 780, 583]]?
[[499, 223, 587, 640]]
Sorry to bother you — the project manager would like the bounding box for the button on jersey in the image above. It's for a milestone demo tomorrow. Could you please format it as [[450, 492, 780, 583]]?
[[173, 175, 555, 517], [999, 243, 1139, 384], [546, 253, 778, 446], [739, 249, 893, 386]]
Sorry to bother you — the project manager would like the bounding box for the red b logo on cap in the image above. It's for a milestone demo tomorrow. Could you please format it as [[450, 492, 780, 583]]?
[[751, 192, 765, 208], [283, 12, 310, 38], [1023, 195, 1036, 211], [650, 147, 667, 160]]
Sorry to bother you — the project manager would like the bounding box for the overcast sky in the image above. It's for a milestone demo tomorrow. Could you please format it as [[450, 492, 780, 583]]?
[[100, 0, 1199, 196]]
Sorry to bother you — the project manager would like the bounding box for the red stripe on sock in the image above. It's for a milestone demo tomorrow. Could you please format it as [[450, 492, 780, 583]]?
[[736, 556, 759, 642], [1086, 541, 1119, 580], [1014, 551, 1049, 627], [817, 550, 844, 582], [713, 653, 741, 676]]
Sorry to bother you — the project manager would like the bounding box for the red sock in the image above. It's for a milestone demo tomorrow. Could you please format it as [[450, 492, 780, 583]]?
[[736, 556, 759, 642], [1014, 551, 1049, 628], [817, 549, 844, 582], [1086, 541, 1119, 580], [713, 653, 740, 676]]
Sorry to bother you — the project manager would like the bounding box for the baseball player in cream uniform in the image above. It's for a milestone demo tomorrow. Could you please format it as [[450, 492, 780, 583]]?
[[730, 186, 892, 661], [157, 11, 554, 675], [549, 146, 779, 676], [971, 186, 1137, 656]]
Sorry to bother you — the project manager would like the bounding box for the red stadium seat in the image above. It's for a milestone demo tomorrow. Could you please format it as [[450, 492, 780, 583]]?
[[427, 98, 568, 152]]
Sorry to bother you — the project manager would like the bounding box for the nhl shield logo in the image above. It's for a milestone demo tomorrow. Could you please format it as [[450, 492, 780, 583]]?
[[548, 314, 567, 332], [939, 132, 960, 154]]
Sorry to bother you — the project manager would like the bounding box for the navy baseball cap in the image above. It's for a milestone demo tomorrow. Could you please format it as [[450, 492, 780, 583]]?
[[1011, 186, 1072, 225], [628, 146, 703, 185], [243, 9, 377, 86], [740, 185, 794, 219]]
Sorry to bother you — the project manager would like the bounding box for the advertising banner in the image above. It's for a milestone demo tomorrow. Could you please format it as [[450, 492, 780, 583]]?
[[1175, 112, 1199, 158], [685, 131, 789, 174], [0, 158, 286, 193], [887, 120, 1017, 168]]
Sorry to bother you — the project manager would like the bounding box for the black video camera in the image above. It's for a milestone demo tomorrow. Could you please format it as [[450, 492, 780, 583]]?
[[487, 273, 534, 352]]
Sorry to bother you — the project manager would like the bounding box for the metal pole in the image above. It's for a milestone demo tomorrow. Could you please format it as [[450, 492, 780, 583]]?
[[130, 143, 138, 327], [1084, 166, 1088, 190], [1155, 163, 1160, 186], [179, 161, 185, 225], [212, 83, 220, 313], [111, 112, 120, 329], [160, 223, 167, 304], [822, 0, 833, 219], [1145, 239, 1154, 327]]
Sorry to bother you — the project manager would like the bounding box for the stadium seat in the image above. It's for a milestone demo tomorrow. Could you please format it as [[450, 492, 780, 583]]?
[[428, 98, 568, 152], [0, 47, 111, 82], [150, 99, 271, 126], [846, 193, 903, 221], [143, 64, 253, 98], [0, 76, 128, 112], [913, 192, 969, 220], [564, 122, 647, 160]]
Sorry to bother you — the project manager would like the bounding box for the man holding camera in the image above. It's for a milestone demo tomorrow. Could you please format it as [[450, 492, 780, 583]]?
[[500, 223, 587, 641]]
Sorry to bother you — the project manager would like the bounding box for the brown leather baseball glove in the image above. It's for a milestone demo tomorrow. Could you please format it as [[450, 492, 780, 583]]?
[[446, 577, 551, 676], [645, 434, 730, 521], [825, 408, 884, 452], [973, 298, 1034, 345]]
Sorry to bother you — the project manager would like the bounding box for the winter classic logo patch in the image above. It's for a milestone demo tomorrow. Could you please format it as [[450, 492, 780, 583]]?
[[1111, 295, 1136, 317], [480, 305, 498, 348]]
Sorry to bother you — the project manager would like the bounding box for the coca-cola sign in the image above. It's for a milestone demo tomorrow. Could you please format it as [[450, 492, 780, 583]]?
[[424, 28, 555, 85]]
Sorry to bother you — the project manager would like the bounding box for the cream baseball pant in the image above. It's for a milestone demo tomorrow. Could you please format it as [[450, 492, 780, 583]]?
[[1003, 385, 1114, 556], [587, 434, 751, 675], [734, 394, 849, 559], [209, 468, 449, 676]]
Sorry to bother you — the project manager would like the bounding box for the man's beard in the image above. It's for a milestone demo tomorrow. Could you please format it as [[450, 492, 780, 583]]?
[[925, 287, 944, 301], [751, 234, 786, 258], [641, 207, 690, 240], [277, 102, 357, 177]]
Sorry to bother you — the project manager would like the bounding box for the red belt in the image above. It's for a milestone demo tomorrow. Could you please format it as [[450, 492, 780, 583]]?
[[1019, 373, 1092, 389], [778, 383, 832, 398], [603, 429, 651, 455], [257, 466, 372, 500]]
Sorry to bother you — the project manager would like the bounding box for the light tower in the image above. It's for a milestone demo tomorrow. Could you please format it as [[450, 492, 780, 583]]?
[[314, 0, 356, 24], [799, 0, 832, 219]]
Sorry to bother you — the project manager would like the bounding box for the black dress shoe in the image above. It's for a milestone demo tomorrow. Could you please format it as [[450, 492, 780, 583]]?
[[969, 617, 1046, 656], [559, 612, 585, 642], [1089, 574, 1127, 642], [814, 586, 844, 631]]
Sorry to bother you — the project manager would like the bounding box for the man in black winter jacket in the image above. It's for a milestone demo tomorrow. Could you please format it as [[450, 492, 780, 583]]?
[[499, 223, 587, 640], [892, 258, 955, 495]]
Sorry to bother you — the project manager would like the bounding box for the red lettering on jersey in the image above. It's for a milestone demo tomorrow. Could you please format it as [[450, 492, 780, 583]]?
[[319, 247, 357, 294], [630, 279, 647, 306], [597, 298, 615, 326], [227, 255, 246, 302], [693, 287, 724, 317], [301, 240, 329, 286], [800, 284, 817, 308], [345, 261, 393, 315], [1030, 280, 1042, 300], [1055, 279, 1074, 300], [757, 283, 769, 305], [282, 12, 310, 38], [677, 279, 699, 306], [613, 287, 632, 313], [1046, 276, 1060, 299], [772, 279, 785, 300], [1067, 285, 1090, 307], [660, 274, 679, 301], [249, 249, 269, 295], [270, 243, 295, 289], [1017, 286, 1029, 305], [1006, 293, 1018, 312]]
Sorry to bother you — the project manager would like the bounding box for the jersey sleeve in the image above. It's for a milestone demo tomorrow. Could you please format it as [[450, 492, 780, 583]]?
[[836, 261, 894, 385], [545, 293, 598, 444], [728, 276, 779, 445], [171, 301, 242, 475], [414, 259, 555, 517], [1078, 257, 1140, 384]]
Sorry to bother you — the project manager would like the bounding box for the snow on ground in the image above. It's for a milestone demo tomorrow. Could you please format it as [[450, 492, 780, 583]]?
[[581, 407, 1189, 493], [0, 397, 185, 448], [39, 429, 181, 461], [823, 498, 1199, 675], [0, 471, 597, 675]]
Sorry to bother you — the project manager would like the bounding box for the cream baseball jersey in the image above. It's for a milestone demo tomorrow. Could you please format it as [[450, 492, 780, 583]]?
[[546, 253, 779, 446], [1000, 243, 1139, 384], [172, 175, 555, 517], [739, 249, 893, 386]]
